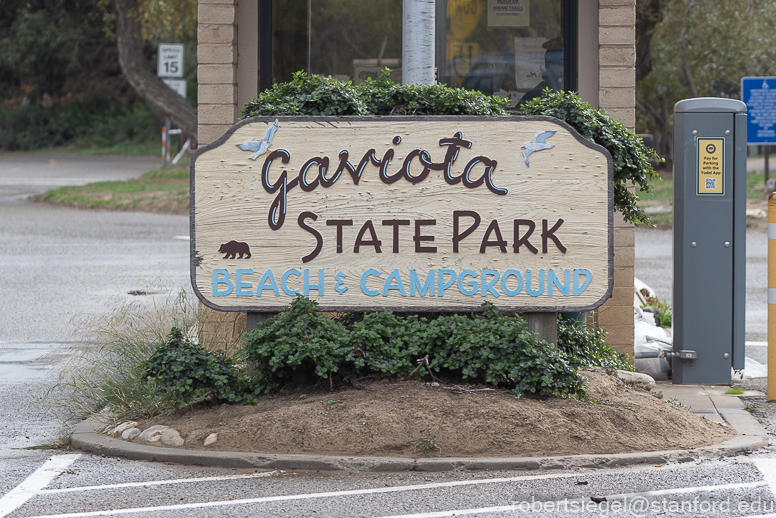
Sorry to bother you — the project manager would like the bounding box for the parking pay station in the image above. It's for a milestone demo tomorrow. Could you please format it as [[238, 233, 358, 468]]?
[[672, 98, 747, 384]]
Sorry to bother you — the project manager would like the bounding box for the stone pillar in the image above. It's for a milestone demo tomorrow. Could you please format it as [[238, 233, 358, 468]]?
[[197, 0, 238, 146], [197, 0, 240, 346], [596, 0, 636, 356]]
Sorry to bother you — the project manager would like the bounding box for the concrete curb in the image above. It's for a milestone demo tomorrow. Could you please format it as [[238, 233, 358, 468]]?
[[72, 411, 769, 472]]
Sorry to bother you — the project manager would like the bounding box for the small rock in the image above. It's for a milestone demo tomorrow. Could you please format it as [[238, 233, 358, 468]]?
[[108, 421, 138, 437], [160, 428, 184, 447], [617, 370, 656, 392], [204, 433, 218, 446], [764, 178, 776, 195], [138, 425, 168, 443], [747, 208, 767, 219], [122, 428, 141, 440]]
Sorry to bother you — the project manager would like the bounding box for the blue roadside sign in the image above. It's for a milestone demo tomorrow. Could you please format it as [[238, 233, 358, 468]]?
[[742, 77, 776, 145]]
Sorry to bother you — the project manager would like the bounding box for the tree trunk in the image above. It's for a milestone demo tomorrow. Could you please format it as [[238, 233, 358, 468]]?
[[635, 0, 664, 83], [113, 0, 198, 141]]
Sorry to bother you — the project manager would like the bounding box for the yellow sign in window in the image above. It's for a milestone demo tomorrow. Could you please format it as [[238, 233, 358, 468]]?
[[697, 137, 725, 195]]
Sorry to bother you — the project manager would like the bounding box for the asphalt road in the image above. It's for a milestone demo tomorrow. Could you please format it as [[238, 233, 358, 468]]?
[[635, 228, 768, 369], [2, 152, 776, 518], [0, 153, 160, 199]]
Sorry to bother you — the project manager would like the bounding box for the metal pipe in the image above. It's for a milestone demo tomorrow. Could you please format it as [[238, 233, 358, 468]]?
[[769, 192, 776, 400], [402, 0, 435, 85]]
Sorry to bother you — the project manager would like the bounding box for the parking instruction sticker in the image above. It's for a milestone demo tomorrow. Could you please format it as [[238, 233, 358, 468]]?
[[697, 137, 725, 195]]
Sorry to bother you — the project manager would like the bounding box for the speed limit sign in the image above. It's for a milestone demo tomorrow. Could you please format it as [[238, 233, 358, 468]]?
[[157, 44, 184, 78]]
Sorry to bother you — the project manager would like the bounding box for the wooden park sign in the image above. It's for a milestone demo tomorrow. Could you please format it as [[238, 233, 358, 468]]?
[[191, 116, 613, 312]]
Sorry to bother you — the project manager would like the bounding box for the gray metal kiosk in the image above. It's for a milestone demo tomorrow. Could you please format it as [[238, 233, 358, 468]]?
[[672, 98, 747, 384]]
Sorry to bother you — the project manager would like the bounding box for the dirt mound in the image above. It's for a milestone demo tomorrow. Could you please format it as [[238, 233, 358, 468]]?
[[136, 371, 734, 458]]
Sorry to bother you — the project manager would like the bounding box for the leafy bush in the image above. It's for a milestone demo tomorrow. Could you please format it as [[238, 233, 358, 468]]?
[[245, 296, 353, 393], [557, 319, 635, 372], [245, 297, 588, 399], [240, 70, 510, 118], [143, 328, 252, 406], [519, 89, 662, 225], [424, 306, 585, 398], [0, 98, 160, 151]]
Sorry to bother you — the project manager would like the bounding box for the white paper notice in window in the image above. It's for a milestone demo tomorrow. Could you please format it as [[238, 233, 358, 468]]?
[[488, 0, 530, 27]]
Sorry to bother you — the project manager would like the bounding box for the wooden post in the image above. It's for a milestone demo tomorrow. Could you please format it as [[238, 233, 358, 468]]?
[[247, 312, 275, 333], [524, 313, 558, 345]]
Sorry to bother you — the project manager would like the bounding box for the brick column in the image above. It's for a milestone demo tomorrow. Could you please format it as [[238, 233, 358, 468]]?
[[597, 0, 636, 356], [197, 0, 244, 344], [197, 0, 238, 146]]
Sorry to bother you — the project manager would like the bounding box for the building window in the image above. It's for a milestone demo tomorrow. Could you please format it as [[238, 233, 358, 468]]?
[[261, 0, 576, 103], [267, 0, 403, 86], [436, 0, 573, 106]]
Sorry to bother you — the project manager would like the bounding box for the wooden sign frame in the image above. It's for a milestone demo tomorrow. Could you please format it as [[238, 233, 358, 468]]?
[[191, 115, 613, 313]]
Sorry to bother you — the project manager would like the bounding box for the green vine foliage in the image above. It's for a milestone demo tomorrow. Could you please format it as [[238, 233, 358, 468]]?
[[245, 297, 590, 399], [142, 328, 251, 406], [240, 70, 510, 118], [519, 89, 663, 225], [245, 296, 353, 393], [557, 319, 635, 372]]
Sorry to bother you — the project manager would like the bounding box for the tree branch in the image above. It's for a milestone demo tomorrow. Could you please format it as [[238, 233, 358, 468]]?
[[113, 0, 198, 141]]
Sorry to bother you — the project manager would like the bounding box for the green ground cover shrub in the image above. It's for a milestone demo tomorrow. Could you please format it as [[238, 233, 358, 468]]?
[[0, 98, 160, 152], [143, 328, 253, 406], [241, 70, 509, 118], [557, 319, 635, 372], [245, 296, 352, 393], [244, 297, 633, 400]]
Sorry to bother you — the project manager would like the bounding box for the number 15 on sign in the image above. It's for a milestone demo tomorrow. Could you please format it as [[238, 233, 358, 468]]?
[[157, 44, 184, 78]]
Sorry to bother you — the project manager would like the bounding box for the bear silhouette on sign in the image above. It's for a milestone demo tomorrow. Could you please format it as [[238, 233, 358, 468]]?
[[218, 241, 251, 259]]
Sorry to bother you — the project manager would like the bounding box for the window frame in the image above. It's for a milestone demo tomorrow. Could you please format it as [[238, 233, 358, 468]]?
[[258, 0, 578, 93]]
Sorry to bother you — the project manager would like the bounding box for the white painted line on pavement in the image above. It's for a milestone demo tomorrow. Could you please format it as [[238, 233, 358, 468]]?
[[755, 458, 776, 497], [747, 341, 769, 347], [378, 481, 768, 518], [17, 472, 601, 518], [379, 505, 516, 517], [39, 471, 279, 494], [22, 475, 767, 518], [173, 236, 190, 241], [0, 454, 81, 518]]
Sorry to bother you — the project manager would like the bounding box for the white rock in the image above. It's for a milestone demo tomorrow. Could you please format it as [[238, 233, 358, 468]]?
[[138, 425, 168, 442], [105, 421, 137, 436], [747, 207, 767, 219], [203, 433, 218, 447], [617, 370, 656, 392], [160, 428, 184, 447], [122, 428, 141, 440]]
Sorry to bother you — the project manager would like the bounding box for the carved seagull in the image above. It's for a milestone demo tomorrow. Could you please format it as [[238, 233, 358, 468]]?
[[521, 130, 556, 166], [237, 119, 279, 160]]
